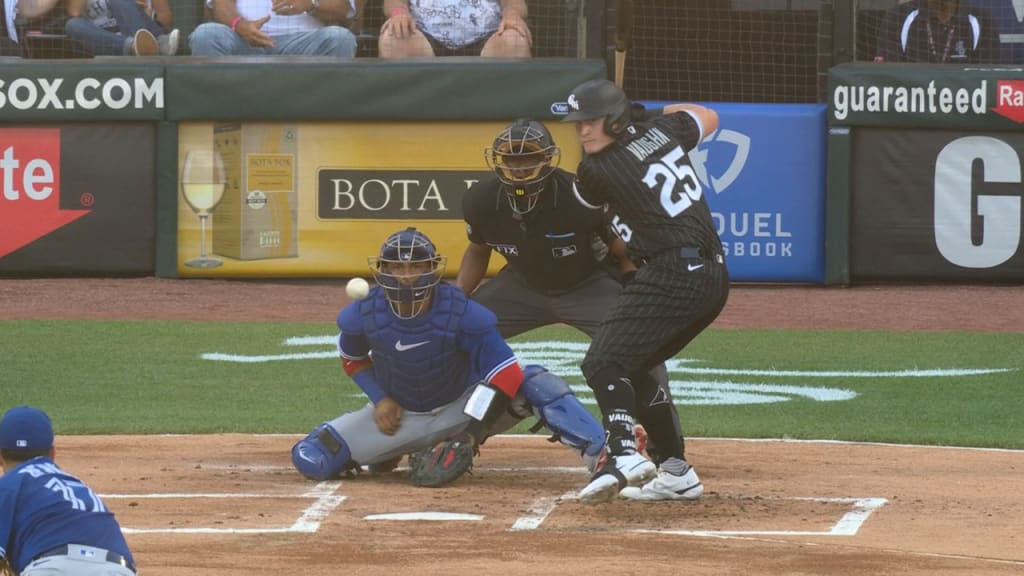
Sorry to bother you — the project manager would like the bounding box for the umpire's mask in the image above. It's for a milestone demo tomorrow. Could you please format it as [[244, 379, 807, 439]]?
[[485, 118, 561, 215]]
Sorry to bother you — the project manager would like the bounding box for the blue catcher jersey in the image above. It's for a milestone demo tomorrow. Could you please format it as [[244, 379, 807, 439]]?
[[0, 457, 134, 573], [336, 283, 517, 412]]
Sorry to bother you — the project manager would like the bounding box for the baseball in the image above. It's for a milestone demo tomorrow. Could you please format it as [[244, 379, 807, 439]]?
[[346, 277, 370, 300]]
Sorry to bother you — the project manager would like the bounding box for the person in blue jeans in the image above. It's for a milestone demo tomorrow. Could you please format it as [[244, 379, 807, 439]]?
[[65, 0, 180, 56], [189, 0, 357, 56]]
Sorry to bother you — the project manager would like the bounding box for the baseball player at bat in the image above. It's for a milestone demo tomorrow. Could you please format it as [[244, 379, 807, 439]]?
[[292, 227, 606, 484], [457, 118, 691, 476], [562, 79, 729, 503], [0, 406, 137, 576]]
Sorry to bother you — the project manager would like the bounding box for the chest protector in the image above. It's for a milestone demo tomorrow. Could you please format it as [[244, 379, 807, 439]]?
[[359, 285, 470, 412]]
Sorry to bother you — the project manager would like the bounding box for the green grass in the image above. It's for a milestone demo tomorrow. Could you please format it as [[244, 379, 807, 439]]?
[[1, 320, 1021, 448]]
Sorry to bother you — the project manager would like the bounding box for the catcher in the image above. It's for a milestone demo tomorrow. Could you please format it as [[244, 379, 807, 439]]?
[[291, 227, 605, 487], [0, 406, 136, 576]]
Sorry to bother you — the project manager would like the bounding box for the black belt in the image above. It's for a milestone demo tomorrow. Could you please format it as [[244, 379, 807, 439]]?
[[37, 544, 136, 573], [645, 246, 724, 265]]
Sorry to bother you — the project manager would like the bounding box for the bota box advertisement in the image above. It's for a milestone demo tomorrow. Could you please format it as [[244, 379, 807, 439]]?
[[176, 121, 583, 277]]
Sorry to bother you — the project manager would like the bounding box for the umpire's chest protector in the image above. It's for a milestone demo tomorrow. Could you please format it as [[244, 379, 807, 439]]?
[[359, 286, 470, 412]]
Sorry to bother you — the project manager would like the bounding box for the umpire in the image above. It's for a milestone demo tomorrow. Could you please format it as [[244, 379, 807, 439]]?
[[561, 79, 729, 503], [456, 117, 689, 476]]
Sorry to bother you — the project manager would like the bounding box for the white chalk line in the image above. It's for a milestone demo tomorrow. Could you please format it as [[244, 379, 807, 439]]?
[[116, 480, 344, 534], [511, 495, 887, 537], [123, 434, 1024, 454]]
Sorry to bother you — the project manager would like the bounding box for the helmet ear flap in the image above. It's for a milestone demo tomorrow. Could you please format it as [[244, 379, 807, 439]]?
[[604, 99, 632, 137]]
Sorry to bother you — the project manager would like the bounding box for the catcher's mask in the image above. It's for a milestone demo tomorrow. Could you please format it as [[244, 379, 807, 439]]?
[[368, 227, 446, 319], [485, 118, 561, 215], [561, 79, 632, 137]]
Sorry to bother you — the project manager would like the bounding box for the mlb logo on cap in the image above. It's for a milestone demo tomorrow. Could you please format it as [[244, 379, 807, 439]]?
[[0, 406, 54, 451]]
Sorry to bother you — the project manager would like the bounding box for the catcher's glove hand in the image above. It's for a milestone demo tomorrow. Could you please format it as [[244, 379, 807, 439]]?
[[408, 431, 478, 488]]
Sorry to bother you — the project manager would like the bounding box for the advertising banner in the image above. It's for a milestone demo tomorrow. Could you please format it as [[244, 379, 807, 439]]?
[[829, 63, 1024, 130], [175, 121, 583, 277], [850, 129, 1024, 281], [640, 102, 827, 283], [0, 125, 156, 276], [0, 62, 164, 122]]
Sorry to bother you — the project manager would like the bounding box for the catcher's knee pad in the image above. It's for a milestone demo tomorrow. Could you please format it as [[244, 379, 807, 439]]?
[[291, 423, 352, 481], [521, 365, 604, 459]]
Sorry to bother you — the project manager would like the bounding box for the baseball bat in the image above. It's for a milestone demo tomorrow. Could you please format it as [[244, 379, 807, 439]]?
[[614, 0, 634, 89]]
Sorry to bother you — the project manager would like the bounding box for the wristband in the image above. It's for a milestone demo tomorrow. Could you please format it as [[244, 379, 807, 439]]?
[[230, 16, 242, 31], [389, 6, 408, 17]]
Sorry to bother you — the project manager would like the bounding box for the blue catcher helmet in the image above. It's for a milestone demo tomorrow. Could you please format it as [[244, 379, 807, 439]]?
[[368, 227, 447, 319]]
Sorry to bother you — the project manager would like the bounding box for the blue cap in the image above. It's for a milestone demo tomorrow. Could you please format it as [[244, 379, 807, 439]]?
[[0, 406, 54, 451]]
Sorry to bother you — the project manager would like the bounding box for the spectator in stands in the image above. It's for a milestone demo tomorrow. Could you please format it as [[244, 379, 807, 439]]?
[[189, 0, 358, 56], [1, 0, 62, 55], [970, 0, 1024, 63], [378, 0, 531, 58], [876, 0, 999, 63], [65, 0, 180, 55]]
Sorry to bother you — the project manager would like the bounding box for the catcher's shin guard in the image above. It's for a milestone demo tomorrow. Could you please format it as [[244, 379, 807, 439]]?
[[292, 423, 353, 480], [520, 365, 605, 464]]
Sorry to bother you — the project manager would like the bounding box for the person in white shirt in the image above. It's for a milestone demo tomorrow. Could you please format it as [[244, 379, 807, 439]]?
[[189, 0, 357, 56], [378, 0, 531, 58]]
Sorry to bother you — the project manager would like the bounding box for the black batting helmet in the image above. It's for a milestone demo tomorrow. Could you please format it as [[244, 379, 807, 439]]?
[[485, 118, 561, 215], [561, 79, 632, 137]]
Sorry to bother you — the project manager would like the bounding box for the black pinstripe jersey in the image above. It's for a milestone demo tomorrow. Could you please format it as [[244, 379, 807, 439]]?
[[573, 112, 723, 263], [462, 169, 615, 291]]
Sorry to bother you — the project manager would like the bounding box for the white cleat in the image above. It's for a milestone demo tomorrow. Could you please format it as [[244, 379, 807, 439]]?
[[619, 464, 704, 501], [578, 452, 657, 504]]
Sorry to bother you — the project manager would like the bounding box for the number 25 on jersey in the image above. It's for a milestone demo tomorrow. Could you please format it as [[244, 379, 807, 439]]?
[[644, 145, 702, 217]]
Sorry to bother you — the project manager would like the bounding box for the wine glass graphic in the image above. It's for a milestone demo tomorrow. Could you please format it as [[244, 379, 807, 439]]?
[[181, 149, 226, 269]]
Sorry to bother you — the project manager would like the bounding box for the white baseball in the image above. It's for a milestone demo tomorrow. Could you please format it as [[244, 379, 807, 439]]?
[[346, 277, 370, 300]]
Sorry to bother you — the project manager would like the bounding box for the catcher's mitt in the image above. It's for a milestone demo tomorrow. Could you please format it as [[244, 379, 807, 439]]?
[[408, 431, 478, 488]]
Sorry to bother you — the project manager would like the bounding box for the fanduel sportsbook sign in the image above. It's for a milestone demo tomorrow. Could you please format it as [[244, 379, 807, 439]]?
[[828, 63, 1024, 129]]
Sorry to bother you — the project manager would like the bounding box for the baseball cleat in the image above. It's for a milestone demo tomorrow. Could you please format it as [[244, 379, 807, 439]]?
[[619, 464, 703, 501], [593, 424, 649, 472], [578, 452, 656, 504]]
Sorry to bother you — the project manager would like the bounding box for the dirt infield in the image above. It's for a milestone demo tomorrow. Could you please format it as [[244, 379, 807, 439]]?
[[3, 279, 1023, 575]]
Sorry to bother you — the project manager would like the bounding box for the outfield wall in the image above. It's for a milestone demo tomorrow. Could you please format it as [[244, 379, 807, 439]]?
[[2, 58, 1021, 284], [825, 63, 1024, 284]]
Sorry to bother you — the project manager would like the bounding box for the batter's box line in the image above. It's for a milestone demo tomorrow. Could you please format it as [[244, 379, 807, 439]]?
[[511, 495, 888, 536], [104, 481, 346, 534]]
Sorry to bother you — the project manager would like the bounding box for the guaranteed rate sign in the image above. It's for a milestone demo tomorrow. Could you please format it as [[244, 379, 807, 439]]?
[[829, 64, 1024, 130], [0, 129, 89, 258]]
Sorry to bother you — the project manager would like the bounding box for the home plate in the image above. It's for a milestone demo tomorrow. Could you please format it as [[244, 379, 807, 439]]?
[[363, 512, 484, 522]]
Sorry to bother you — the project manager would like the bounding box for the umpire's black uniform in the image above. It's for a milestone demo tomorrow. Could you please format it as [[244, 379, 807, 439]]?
[[462, 168, 621, 336], [573, 111, 730, 418], [460, 168, 684, 459]]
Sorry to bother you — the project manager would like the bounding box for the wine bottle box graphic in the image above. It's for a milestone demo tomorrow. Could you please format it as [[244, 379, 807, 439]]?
[[212, 123, 298, 260]]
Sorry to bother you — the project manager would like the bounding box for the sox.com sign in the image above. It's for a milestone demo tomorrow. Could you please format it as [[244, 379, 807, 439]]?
[[0, 129, 90, 259], [934, 136, 1022, 269]]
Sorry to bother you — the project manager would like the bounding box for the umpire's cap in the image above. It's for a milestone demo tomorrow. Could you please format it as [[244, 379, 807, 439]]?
[[562, 79, 632, 136], [0, 405, 54, 451]]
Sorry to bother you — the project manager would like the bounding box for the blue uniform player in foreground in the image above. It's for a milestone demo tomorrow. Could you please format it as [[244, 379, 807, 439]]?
[[0, 406, 136, 576], [291, 227, 605, 483]]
